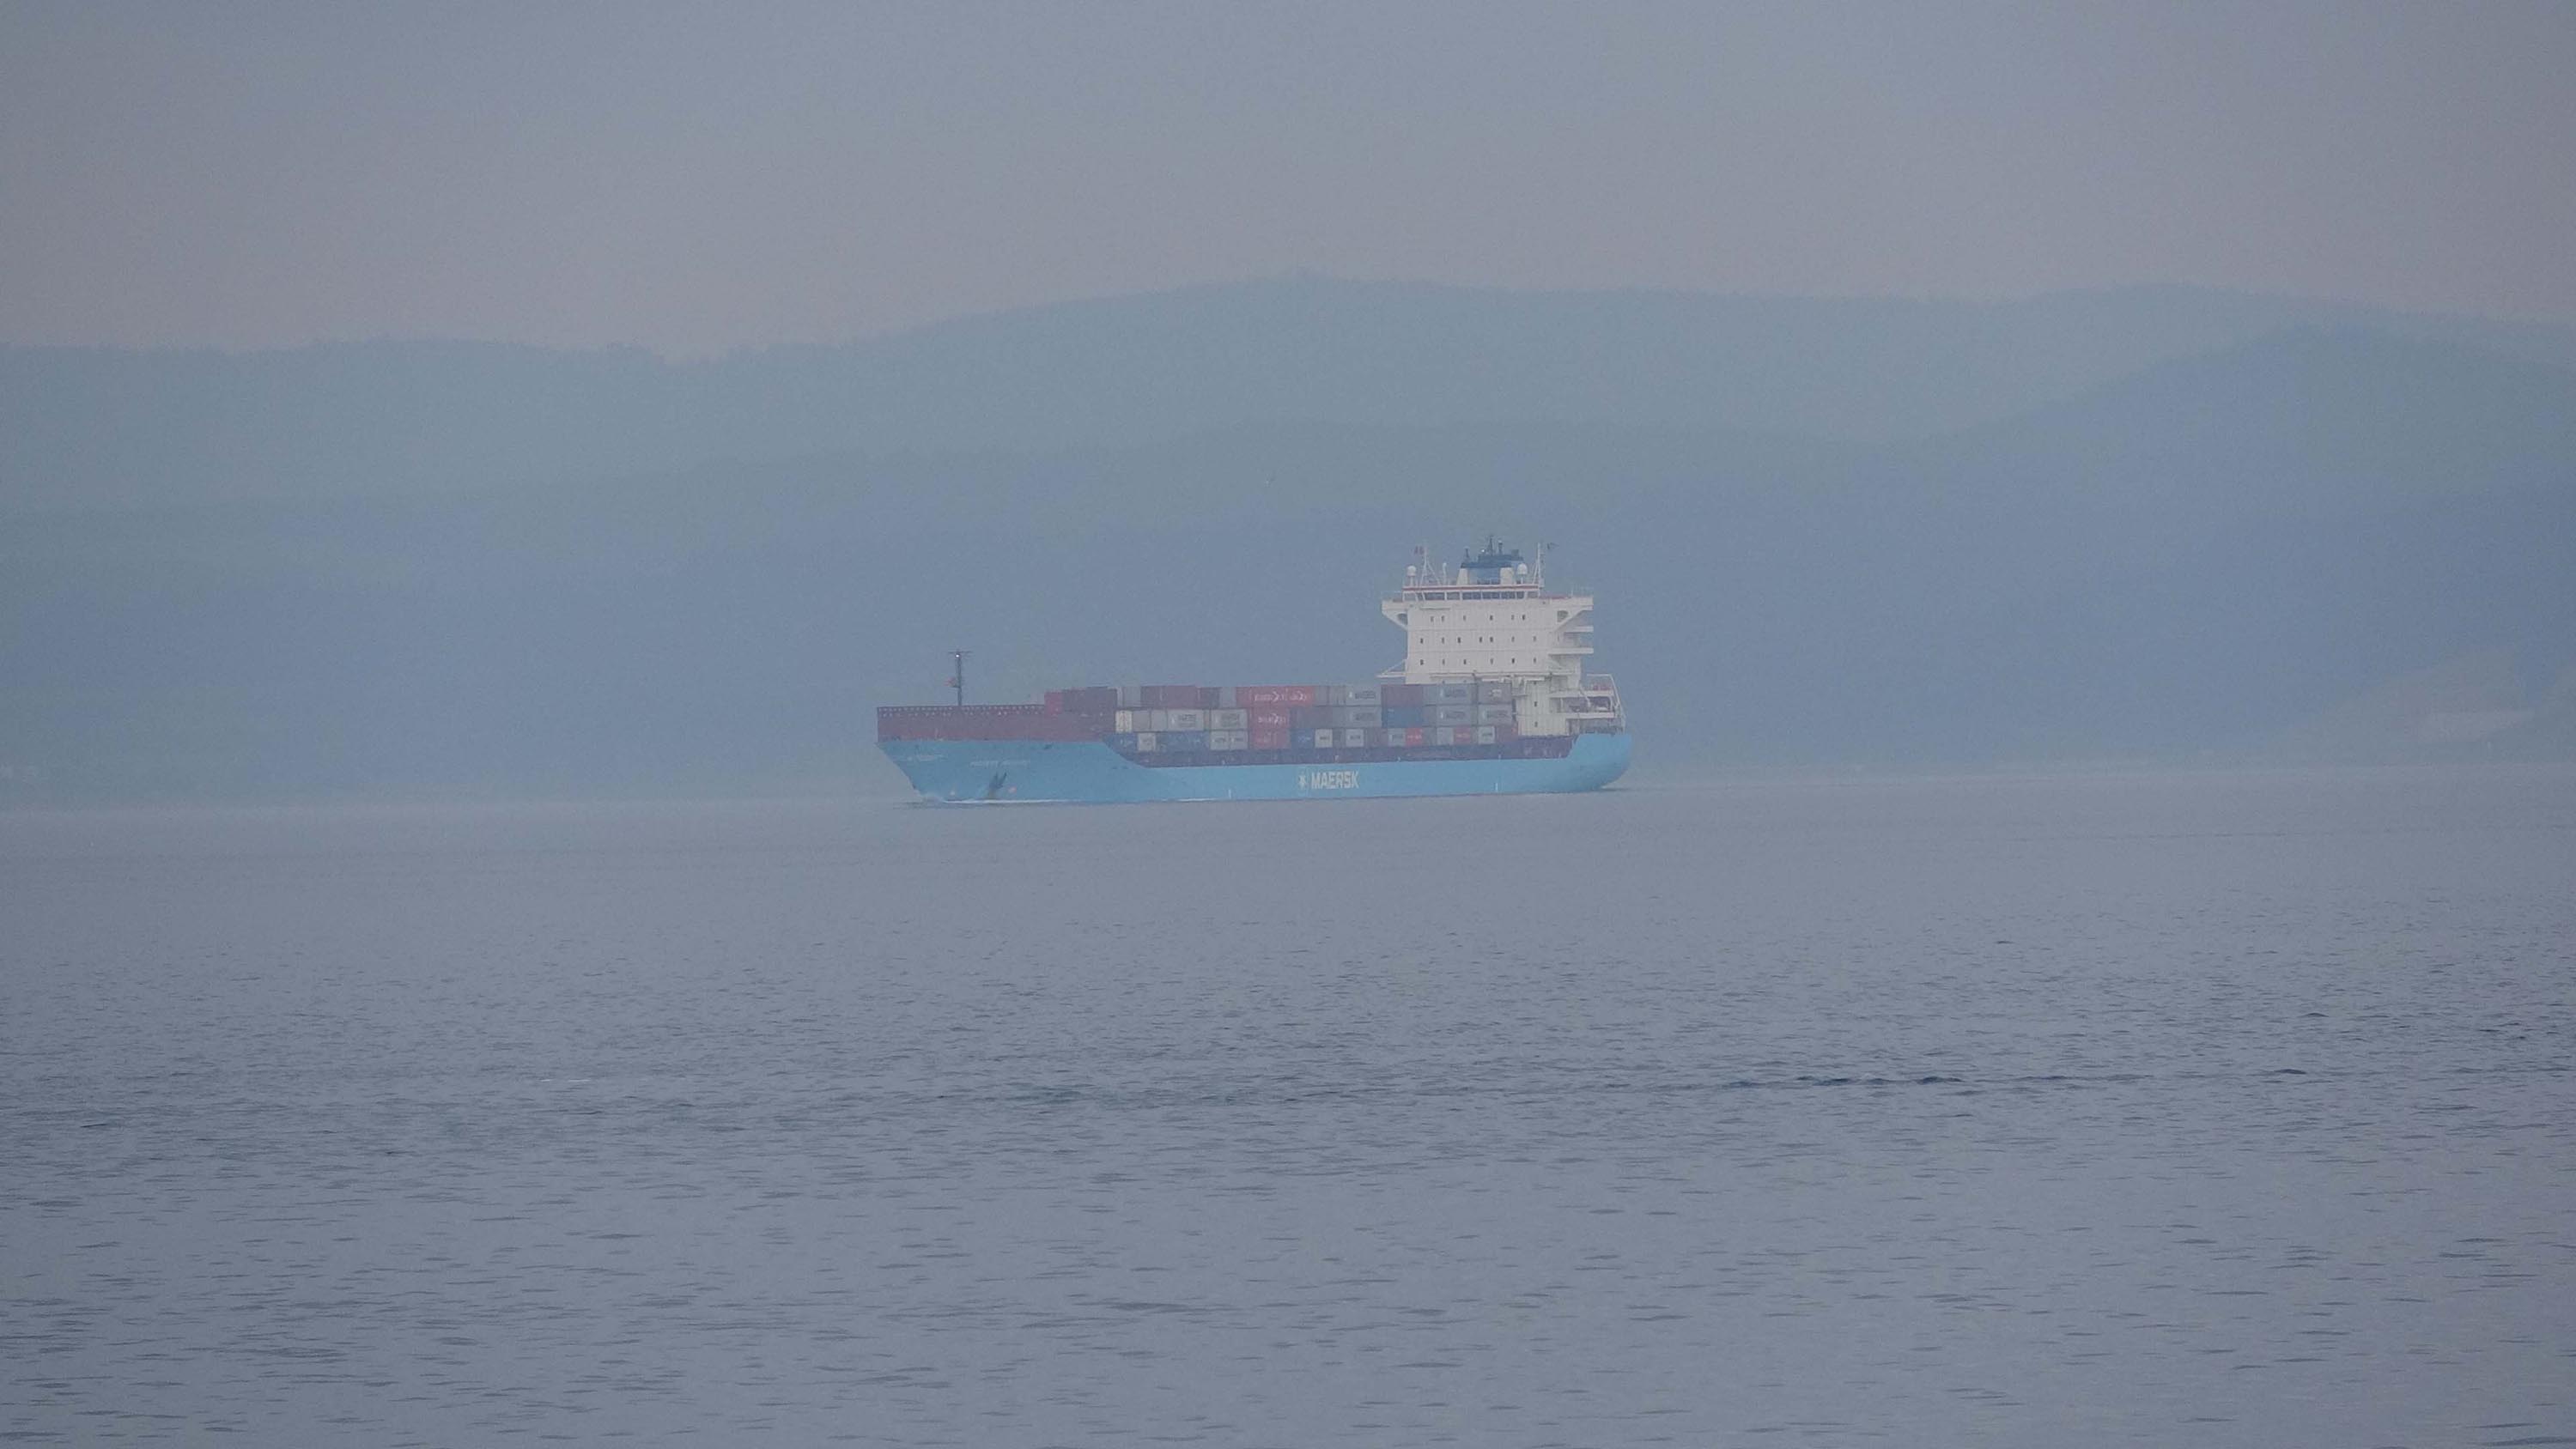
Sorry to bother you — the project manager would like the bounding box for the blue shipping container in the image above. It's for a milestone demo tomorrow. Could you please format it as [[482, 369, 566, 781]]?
[[1382, 706, 1427, 726], [1161, 731, 1209, 752]]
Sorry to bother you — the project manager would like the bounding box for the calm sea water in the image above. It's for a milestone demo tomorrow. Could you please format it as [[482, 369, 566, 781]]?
[[4, 768, 2572, 1447]]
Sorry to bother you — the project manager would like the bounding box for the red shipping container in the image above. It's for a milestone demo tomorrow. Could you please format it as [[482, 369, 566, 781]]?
[[1236, 685, 1319, 706], [1379, 683, 1425, 706], [1405, 727, 1425, 746], [1249, 726, 1291, 750], [1248, 706, 1295, 728]]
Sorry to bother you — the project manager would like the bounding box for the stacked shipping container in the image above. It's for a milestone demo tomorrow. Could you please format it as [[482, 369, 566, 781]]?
[[885, 681, 1521, 753]]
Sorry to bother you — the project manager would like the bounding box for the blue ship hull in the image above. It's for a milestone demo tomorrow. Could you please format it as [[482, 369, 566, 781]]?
[[880, 733, 1631, 803]]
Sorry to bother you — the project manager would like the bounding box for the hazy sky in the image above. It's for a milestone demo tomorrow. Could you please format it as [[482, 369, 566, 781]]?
[[4, 1, 2573, 353]]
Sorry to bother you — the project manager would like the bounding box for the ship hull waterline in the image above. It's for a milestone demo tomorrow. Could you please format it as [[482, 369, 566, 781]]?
[[880, 733, 1631, 803]]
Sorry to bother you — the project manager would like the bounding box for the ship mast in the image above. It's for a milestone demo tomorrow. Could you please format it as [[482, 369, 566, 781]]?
[[948, 649, 969, 706]]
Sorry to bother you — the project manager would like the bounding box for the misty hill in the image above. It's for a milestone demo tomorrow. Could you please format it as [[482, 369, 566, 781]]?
[[2278, 648, 2576, 761], [9, 279, 2576, 512], [3, 298, 2571, 799]]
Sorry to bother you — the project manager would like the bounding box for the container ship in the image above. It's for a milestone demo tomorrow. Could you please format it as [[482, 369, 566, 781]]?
[[876, 542, 1628, 803]]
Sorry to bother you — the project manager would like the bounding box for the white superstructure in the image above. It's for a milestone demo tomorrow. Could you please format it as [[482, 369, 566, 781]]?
[[1381, 540, 1624, 738]]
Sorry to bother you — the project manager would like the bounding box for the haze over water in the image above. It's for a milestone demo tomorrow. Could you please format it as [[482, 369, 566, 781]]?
[[6, 767, 2570, 1446]]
